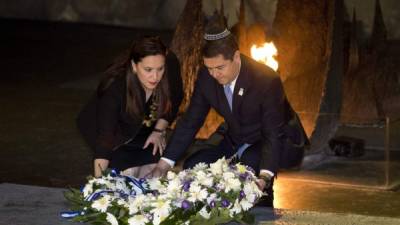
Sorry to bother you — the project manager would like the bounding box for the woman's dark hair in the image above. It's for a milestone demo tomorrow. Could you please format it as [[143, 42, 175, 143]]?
[[97, 36, 170, 120], [202, 16, 239, 60]]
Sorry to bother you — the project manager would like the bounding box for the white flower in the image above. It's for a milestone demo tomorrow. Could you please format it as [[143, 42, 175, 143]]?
[[177, 170, 188, 179], [95, 178, 111, 187], [199, 206, 211, 219], [128, 194, 148, 214], [252, 183, 263, 197], [236, 164, 248, 174], [243, 183, 262, 203], [195, 170, 214, 187], [128, 214, 149, 225], [82, 183, 93, 197], [224, 178, 242, 193], [91, 195, 112, 212], [206, 193, 218, 205], [192, 162, 207, 171], [151, 201, 172, 225], [150, 199, 172, 219], [216, 182, 225, 191], [230, 199, 242, 217], [209, 158, 224, 175], [166, 177, 182, 194], [147, 178, 165, 191], [117, 199, 127, 207], [188, 182, 208, 202], [106, 212, 119, 225], [222, 171, 235, 180], [166, 171, 177, 180], [152, 213, 164, 225], [240, 198, 253, 211], [115, 179, 128, 192], [246, 193, 257, 203]]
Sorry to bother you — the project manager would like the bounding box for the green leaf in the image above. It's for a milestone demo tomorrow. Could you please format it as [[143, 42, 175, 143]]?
[[161, 208, 190, 225], [236, 211, 255, 225], [118, 207, 127, 219], [189, 208, 233, 225], [63, 188, 86, 210]]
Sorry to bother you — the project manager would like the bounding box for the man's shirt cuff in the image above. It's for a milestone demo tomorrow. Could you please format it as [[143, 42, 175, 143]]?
[[161, 157, 175, 167], [260, 169, 274, 177]]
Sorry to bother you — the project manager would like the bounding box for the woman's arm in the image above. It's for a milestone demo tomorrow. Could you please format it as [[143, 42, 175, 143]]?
[[94, 80, 123, 176], [154, 118, 169, 131]]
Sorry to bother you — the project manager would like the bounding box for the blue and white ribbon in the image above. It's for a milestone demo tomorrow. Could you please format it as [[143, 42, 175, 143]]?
[[60, 211, 83, 218], [61, 169, 150, 219]]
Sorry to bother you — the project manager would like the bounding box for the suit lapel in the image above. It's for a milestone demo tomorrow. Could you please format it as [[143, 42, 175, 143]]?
[[232, 56, 251, 117]]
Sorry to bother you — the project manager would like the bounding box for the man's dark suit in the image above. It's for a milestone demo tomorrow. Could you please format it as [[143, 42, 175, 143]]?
[[163, 54, 307, 174]]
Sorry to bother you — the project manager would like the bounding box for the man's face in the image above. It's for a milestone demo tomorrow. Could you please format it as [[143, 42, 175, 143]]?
[[203, 51, 241, 85]]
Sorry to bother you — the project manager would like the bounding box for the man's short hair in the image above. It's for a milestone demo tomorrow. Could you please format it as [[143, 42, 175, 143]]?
[[202, 17, 239, 60]]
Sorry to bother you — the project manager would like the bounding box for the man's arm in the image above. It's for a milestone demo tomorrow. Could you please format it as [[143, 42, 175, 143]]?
[[260, 76, 286, 174], [149, 72, 211, 177]]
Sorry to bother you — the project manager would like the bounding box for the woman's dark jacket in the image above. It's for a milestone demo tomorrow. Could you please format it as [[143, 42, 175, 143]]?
[[77, 52, 183, 159]]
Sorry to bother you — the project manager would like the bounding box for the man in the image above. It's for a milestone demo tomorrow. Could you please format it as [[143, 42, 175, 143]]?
[[149, 19, 307, 207]]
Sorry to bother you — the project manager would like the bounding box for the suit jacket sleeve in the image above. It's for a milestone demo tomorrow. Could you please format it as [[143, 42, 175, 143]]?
[[95, 81, 122, 160], [260, 76, 286, 173], [163, 73, 211, 161]]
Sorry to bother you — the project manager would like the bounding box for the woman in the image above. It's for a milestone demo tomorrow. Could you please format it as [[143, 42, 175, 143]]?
[[77, 36, 183, 178]]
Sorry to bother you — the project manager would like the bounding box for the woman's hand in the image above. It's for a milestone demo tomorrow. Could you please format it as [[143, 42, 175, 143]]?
[[94, 159, 109, 177], [143, 130, 166, 156]]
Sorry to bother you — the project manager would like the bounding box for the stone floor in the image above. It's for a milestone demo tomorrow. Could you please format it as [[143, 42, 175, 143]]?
[[1, 19, 400, 224], [1, 183, 400, 225]]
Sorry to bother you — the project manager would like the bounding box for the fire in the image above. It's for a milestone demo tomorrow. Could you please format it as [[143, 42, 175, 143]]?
[[250, 42, 279, 71]]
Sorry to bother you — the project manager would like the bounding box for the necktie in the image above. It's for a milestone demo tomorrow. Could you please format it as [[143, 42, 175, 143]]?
[[224, 84, 233, 110], [224, 84, 251, 159]]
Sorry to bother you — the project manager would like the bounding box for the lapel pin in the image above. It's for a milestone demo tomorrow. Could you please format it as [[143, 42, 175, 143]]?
[[238, 88, 244, 96]]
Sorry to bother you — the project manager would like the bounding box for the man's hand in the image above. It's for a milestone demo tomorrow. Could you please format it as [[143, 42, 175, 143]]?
[[146, 159, 172, 178], [256, 178, 267, 191], [256, 173, 273, 191]]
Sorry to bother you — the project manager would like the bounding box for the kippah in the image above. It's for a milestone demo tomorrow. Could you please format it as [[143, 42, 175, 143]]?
[[203, 29, 231, 41]]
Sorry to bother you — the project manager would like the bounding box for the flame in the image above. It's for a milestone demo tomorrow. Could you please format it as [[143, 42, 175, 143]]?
[[250, 42, 279, 71]]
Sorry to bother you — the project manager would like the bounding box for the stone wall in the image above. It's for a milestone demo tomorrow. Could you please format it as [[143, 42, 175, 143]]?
[[0, 0, 399, 38], [273, 0, 344, 153], [0, 0, 186, 29]]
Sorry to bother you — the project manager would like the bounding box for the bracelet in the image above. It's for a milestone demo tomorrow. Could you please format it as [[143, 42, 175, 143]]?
[[153, 128, 165, 133]]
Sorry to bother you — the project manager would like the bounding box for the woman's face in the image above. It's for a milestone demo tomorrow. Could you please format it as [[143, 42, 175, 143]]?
[[132, 54, 165, 91]]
